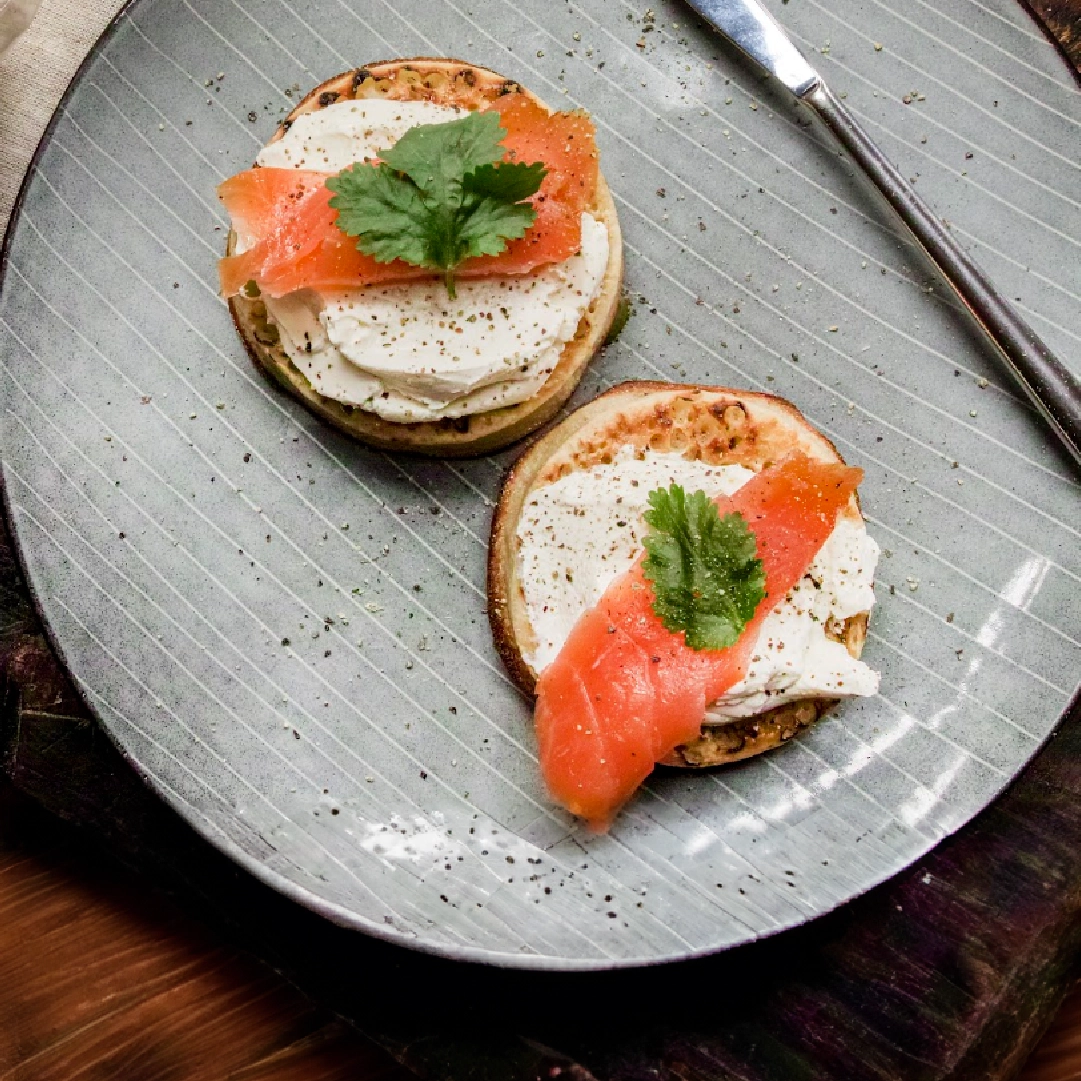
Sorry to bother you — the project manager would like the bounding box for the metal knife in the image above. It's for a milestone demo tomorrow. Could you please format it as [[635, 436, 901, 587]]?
[[681, 0, 1081, 468]]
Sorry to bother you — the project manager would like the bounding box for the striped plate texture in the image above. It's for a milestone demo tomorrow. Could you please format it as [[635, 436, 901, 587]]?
[[0, 0, 1077, 968]]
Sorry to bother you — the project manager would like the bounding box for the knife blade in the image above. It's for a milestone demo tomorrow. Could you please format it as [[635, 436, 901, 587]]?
[[685, 0, 818, 95], [681, 0, 1081, 468]]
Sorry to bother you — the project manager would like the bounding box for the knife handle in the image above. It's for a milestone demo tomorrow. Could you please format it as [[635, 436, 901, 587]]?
[[802, 81, 1081, 470]]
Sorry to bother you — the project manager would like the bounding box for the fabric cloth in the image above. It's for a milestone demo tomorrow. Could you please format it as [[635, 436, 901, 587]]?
[[0, 0, 123, 229]]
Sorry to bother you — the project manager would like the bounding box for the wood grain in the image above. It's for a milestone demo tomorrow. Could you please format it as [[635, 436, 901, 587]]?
[[1021, 984, 1081, 1081], [3, 771, 1079, 1081], [0, 782, 410, 1081], [2, 769, 1081, 1081]]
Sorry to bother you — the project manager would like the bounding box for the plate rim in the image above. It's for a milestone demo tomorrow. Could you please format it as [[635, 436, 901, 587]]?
[[0, 0, 1077, 970]]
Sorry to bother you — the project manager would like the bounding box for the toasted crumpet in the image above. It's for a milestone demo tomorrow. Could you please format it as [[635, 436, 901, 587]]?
[[488, 381, 872, 768], [226, 59, 623, 457]]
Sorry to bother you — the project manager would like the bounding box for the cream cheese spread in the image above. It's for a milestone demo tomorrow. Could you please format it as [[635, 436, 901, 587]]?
[[246, 99, 609, 423], [516, 449, 880, 720]]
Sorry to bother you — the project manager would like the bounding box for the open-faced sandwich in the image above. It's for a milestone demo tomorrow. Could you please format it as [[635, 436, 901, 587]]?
[[489, 382, 881, 829], [219, 59, 623, 456]]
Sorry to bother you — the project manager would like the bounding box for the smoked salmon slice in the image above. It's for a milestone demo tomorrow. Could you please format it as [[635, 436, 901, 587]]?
[[533, 454, 863, 830], [218, 95, 599, 298]]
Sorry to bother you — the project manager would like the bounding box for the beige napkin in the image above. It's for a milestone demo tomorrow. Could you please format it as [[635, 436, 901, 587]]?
[[0, 0, 123, 230]]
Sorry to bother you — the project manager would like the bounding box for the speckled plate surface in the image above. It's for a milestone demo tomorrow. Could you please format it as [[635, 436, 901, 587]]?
[[0, 0, 1078, 968]]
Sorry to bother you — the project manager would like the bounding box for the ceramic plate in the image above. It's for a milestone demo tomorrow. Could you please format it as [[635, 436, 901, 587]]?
[[1, 0, 1078, 968]]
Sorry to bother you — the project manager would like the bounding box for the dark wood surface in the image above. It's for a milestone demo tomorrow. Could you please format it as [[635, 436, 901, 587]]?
[[3, 539, 1081, 1081], [1021, 0, 1081, 74], [3, 775, 1080, 1081], [1, 3, 1079, 1079]]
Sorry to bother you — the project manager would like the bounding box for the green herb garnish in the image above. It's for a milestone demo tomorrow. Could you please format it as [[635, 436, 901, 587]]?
[[325, 111, 546, 299], [642, 484, 766, 651], [603, 293, 632, 346]]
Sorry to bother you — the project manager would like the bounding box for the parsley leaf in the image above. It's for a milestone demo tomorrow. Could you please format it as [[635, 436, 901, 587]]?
[[641, 485, 767, 651], [325, 111, 546, 298]]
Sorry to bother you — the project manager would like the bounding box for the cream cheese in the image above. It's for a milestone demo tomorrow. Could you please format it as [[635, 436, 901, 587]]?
[[257, 100, 465, 172], [516, 449, 880, 720], [248, 99, 609, 423]]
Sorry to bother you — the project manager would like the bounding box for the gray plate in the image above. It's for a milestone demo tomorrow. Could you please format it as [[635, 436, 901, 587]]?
[[0, 0, 1078, 969]]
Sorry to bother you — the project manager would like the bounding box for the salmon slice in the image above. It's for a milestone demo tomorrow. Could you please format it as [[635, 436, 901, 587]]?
[[219, 96, 600, 298], [533, 454, 864, 830]]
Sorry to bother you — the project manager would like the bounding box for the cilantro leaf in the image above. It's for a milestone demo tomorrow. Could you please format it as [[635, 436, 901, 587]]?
[[465, 160, 548, 203], [326, 163, 430, 266], [641, 485, 767, 651], [381, 109, 505, 201], [455, 194, 538, 259], [325, 112, 547, 298]]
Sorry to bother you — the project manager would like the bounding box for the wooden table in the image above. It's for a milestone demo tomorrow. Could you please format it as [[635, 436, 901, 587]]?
[[1, 3, 1079, 1080]]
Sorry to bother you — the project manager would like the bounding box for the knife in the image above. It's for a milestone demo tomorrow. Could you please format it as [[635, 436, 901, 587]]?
[[681, 0, 1081, 469]]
